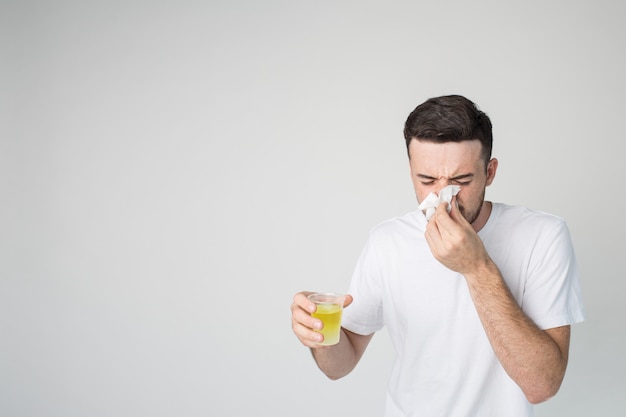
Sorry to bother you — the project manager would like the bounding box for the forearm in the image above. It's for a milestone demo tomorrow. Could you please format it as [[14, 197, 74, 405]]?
[[465, 260, 569, 403], [311, 328, 367, 380]]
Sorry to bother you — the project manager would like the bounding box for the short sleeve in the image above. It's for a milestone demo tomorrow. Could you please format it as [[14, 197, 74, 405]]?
[[341, 232, 385, 335], [523, 219, 585, 329]]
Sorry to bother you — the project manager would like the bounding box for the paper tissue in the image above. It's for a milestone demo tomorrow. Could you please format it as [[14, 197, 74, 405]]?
[[417, 185, 461, 221]]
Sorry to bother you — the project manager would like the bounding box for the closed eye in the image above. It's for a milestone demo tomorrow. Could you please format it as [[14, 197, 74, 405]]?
[[450, 174, 473, 186], [417, 174, 473, 186]]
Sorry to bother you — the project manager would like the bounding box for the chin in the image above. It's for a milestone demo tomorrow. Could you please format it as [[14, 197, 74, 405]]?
[[459, 206, 480, 225]]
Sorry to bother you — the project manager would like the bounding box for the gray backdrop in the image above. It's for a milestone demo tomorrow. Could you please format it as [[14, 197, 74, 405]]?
[[1, 1, 624, 416]]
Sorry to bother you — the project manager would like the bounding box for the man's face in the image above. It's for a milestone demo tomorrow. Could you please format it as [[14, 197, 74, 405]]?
[[408, 139, 497, 226]]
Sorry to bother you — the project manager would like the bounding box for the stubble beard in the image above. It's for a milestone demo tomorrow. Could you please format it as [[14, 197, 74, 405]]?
[[458, 190, 486, 226]]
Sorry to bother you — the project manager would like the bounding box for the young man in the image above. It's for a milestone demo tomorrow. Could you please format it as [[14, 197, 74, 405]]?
[[290, 95, 585, 417]]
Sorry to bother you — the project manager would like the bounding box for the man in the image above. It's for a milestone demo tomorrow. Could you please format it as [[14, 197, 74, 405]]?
[[290, 95, 585, 417]]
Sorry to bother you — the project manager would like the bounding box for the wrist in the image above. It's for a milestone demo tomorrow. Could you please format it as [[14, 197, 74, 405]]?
[[464, 256, 499, 285]]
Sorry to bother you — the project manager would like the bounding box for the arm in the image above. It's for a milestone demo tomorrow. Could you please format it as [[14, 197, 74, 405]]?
[[464, 260, 570, 403], [291, 292, 374, 380], [425, 202, 570, 404]]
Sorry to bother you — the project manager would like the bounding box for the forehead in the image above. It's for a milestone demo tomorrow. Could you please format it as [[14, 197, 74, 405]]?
[[408, 139, 484, 174]]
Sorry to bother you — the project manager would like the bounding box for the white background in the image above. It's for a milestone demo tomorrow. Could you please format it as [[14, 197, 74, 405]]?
[[1, 1, 624, 416]]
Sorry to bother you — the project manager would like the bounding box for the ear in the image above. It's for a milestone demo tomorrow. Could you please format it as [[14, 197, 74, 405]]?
[[485, 158, 498, 186]]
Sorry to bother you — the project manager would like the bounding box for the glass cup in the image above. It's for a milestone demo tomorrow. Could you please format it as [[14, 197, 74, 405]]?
[[307, 293, 345, 346]]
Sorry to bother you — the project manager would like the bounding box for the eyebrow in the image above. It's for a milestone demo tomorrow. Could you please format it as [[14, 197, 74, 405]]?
[[416, 173, 474, 181]]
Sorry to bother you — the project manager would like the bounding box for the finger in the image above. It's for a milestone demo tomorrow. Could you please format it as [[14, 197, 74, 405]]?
[[432, 201, 462, 238], [290, 302, 324, 345], [423, 225, 437, 252], [343, 294, 353, 308], [449, 196, 470, 226], [292, 319, 324, 347], [292, 291, 317, 314], [425, 209, 443, 239], [424, 219, 445, 255], [290, 293, 321, 329]]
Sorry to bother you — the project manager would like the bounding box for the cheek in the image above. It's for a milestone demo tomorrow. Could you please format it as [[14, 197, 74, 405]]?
[[410, 180, 428, 200], [414, 186, 436, 204], [456, 186, 483, 210], [457, 182, 481, 199], [455, 189, 475, 211]]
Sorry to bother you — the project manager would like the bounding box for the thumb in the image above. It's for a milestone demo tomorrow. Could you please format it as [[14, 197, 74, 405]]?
[[343, 294, 354, 308], [450, 196, 468, 224]]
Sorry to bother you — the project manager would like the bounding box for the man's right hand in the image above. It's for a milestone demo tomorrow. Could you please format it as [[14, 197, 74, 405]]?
[[290, 291, 353, 348]]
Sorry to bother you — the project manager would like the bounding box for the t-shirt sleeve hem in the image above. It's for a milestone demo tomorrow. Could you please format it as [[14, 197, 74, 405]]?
[[534, 311, 586, 330], [342, 319, 381, 336]]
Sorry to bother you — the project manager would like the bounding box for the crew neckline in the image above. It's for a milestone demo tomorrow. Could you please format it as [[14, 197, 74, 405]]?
[[478, 202, 499, 238]]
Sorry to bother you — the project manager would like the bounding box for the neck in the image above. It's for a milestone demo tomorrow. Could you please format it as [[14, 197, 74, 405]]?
[[471, 201, 492, 232]]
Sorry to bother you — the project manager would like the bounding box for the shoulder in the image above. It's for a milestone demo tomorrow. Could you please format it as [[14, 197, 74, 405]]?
[[368, 210, 424, 239], [491, 203, 567, 230], [487, 203, 573, 248]]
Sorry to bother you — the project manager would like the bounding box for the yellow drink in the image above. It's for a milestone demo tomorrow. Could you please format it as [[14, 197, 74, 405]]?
[[312, 303, 343, 346]]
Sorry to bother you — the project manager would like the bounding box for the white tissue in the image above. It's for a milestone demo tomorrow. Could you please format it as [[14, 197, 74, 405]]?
[[417, 185, 461, 220]]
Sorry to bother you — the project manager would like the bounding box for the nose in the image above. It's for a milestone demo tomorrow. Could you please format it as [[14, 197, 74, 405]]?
[[434, 179, 453, 194]]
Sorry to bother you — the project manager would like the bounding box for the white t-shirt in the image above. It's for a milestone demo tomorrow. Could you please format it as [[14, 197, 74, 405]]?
[[342, 203, 585, 417]]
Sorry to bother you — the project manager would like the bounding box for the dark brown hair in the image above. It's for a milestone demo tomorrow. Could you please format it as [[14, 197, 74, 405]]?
[[403, 95, 493, 164]]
